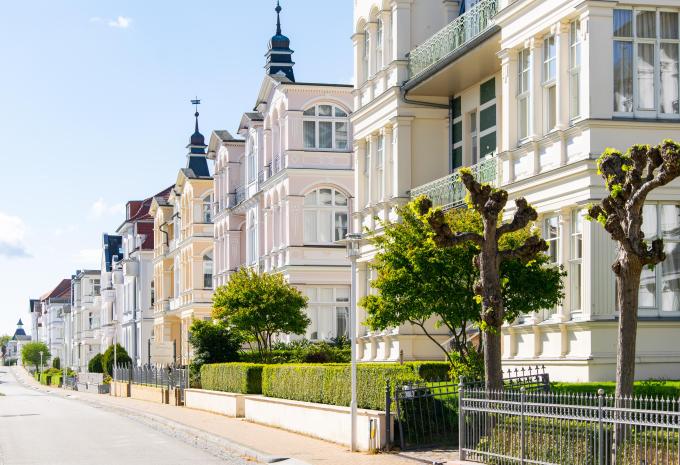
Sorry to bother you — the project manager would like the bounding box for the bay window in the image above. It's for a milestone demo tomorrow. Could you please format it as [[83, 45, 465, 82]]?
[[304, 287, 350, 340], [518, 48, 532, 141], [638, 203, 680, 314], [302, 104, 349, 150], [303, 188, 349, 244], [614, 9, 680, 117]]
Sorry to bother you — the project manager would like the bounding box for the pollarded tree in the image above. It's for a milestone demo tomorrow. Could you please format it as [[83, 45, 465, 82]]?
[[362, 199, 564, 380], [587, 140, 680, 398], [420, 169, 556, 390], [212, 268, 310, 361]]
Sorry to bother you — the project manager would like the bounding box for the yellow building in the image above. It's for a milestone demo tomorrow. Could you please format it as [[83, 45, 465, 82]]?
[[150, 108, 214, 365]]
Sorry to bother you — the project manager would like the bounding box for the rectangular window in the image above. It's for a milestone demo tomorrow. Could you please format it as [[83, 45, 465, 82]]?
[[303, 121, 316, 148], [203, 262, 213, 289], [569, 20, 582, 119], [614, 9, 680, 116], [570, 210, 584, 312], [543, 35, 557, 132], [319, 122, 333, 149], [469, 110, 478, 165], [335, 212, 348, 241], [364, 140, 371, 205], [335, 122, 348, 150], [518, 48, 531, 141], [544, 215, 560, 264]]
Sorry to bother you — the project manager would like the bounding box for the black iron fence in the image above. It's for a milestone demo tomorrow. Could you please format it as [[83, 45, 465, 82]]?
[[113, 364, 188, 391], [387, 366, 550, 451]]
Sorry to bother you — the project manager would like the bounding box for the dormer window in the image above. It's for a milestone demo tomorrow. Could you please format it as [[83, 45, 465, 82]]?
[[302, 105, 349, 151]]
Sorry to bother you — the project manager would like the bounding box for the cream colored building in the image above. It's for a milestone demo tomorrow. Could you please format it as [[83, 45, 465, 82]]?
[[353, 0, 680, 380], [151, 112, 214, 365], [213, 4, 355, 342]]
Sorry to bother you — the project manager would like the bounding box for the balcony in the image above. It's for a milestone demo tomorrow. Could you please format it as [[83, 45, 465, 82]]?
[[408, 0, 500, 79], [410, 157, 498, 210]]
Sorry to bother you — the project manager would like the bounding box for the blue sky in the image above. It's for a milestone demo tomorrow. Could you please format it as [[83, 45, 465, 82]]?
[[0, 1, 353, 336]]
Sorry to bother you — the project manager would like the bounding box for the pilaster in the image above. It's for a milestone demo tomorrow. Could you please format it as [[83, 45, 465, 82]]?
[[499, 48, 518, 151], [555, 22, 570, 131]]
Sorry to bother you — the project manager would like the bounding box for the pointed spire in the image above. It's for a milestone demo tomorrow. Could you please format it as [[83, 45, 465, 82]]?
[[276, 1, 282, 36]]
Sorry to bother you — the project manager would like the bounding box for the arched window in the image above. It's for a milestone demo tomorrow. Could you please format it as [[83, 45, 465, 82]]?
[[203, 250, 213, 289], [304, 188, 349, 244], [202, 194, 213, 224], [303, 104, 349, 151]]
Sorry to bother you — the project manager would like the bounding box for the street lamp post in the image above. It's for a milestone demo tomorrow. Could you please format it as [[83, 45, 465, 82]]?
[[342, 232, 362, 452], [40, 351, 44, 373]]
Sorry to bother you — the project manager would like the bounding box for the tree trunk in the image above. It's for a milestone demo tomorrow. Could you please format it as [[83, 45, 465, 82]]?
[[615, 254, 642, 399], [483, 327, 503, 390]]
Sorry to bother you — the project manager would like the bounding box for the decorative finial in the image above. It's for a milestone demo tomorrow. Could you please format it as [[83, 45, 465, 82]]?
[[275, 1, 282, 36], [191, 97, 201, 132]]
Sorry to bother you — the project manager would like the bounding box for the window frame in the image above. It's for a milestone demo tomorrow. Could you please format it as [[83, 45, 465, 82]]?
[[303, 286, 351, 340], [376, 18, 383, 71], [303, 188, 349, 245], [613, 7, 680, 119], [543, 35, 558, 133], [202, 194, 213, 224], [376, 134, 384, 201], [569, 19, 583, 121], [302, 104, 350, 151], [635, 202, 680, 317], [569, 209, 585, 315], [517, 47, 532, 143], [203, 250, 213, 289]]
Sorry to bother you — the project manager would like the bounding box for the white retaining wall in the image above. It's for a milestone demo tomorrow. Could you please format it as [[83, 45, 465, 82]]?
[[184, 389, 245, 417]]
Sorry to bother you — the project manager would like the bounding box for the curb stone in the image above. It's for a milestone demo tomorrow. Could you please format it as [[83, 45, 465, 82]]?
[[11, 368, 312, 465]]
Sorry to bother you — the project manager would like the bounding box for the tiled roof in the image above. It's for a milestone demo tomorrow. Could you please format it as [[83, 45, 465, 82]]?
[[41, 279, 71, 302]]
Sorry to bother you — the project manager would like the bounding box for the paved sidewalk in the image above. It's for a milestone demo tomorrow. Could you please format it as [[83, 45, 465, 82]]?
[[14, 367, 470, 465]]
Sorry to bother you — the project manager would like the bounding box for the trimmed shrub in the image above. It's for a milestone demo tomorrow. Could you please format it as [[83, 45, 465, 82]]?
[[552, 380, 680, 398], [52, 357, 60, 369], [239, 347, 351, 364], [200, 363, 264, 394], [88, 353, 104, 373], [101, 344, 132, 376], [262, 363, 424, 410], [409, 362, 451, 381]]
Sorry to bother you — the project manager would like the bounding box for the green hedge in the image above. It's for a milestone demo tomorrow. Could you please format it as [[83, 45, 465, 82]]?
[[261, 363, 445, 410], [200, 363, 264, 394], [239, 347, 351, 364], [552, 380, 680, 398]]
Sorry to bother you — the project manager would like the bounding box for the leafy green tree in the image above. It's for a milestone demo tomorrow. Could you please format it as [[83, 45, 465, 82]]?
[[21, 342, 50, 372], [52, 357, 60, 369], [101, 344, 132, 376], [419, 175, 565, 389], [0, 335, 10, 361], [212, 268, 310, 361], [88, 353, 104, 373], [587, 140, 680, 398], [188, 319, 242, 367], [363, 199, 564, 381]]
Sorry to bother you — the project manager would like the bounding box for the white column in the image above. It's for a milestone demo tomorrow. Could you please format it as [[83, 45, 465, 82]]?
[[354, 140, 366, 232], [499, 48, 518, 152], [382, 125, 393, 202], [380, 9, 392, 69], [392, 0, 413, 61], [558, 207, 572, 322], [367, 22, 378, 79]]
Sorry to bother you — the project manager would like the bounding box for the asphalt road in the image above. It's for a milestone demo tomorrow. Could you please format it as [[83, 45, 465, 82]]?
[[0, 368, 247, 465]]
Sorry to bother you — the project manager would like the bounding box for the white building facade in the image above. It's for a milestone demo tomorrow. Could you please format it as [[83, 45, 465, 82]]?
[[353, 0, 680, 380], [213, 5, 355, 342], [70, 270, 101, 371]]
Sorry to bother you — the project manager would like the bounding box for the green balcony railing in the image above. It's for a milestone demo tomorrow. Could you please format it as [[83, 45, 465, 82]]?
[[410, 157, 498, 210], [408, 0, 500, 79]]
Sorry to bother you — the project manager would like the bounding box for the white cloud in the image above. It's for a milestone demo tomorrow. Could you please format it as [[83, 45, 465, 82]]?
[[0, 212, 30, 259], [108, 16, 132, 29], [74, 248, 101, 268], [89, 198, 125, 219]]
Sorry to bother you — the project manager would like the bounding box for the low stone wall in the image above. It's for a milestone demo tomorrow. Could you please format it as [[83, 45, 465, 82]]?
[[184, 389, 245, 417], [244, 396, 390, 452], [110, 381, 168, 404]]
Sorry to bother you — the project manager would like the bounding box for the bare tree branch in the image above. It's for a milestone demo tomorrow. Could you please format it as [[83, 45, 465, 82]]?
[[499, 235, 549, 263], [496, 198, 539, 238]]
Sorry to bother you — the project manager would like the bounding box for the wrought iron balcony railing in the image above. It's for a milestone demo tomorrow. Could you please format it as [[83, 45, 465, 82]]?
[[410, 157, 498, 210], [408, 0, 500, 79]]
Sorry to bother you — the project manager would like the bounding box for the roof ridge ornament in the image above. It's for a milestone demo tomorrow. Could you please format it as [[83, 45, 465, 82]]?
[[276, 1, 282, 36]]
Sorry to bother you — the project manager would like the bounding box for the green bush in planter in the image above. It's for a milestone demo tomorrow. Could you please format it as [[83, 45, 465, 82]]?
[[200, 363, 264, 394]]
